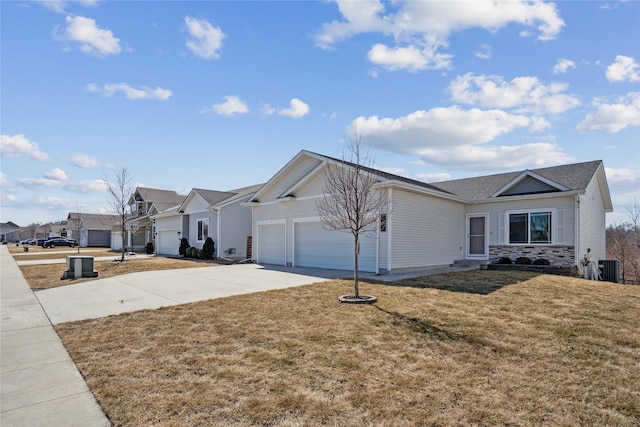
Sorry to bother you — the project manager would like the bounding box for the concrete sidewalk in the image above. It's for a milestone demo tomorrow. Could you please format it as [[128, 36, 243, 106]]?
[[0, 246, 110, 427]]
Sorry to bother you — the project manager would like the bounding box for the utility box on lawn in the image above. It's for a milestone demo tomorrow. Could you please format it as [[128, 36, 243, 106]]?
[[62, 256, 98, 279]]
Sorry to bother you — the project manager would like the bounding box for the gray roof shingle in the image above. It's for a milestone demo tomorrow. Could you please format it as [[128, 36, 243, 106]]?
[[429, 160, 603, 200]]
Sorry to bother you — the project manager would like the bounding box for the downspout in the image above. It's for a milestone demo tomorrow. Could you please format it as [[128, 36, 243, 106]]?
[[575, 195, 580, 267], [215, 207, 222, 258], [387, 187, 393, 274]]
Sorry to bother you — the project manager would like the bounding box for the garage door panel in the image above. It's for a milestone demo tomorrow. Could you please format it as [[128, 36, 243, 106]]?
[[87, 230, 111, 247], [258, 224, 286, 266], [295, 222, 376, 272], [158, 231, 178, 255]]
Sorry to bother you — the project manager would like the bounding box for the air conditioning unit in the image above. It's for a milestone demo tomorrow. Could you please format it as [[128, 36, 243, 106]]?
[[598, 260, 619, 283], [63, 256, 98, 279]]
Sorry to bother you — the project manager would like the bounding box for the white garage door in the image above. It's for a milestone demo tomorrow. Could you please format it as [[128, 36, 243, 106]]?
[[294, 222, 377, 272], [157, 230, 179, 256], [258, 223, 286, 265]]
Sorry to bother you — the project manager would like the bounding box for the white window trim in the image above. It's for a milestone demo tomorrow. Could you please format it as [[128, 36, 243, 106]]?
[[505, 208, 556, 245], [196, 218, 209, 242]]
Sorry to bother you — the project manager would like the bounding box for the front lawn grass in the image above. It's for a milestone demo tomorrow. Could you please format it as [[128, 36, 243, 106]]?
[[19, 257, 214, 290], [55, 271, 640, 426]]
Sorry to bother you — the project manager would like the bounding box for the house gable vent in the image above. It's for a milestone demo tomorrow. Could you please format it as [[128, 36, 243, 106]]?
[[498, 175, 561, 197]]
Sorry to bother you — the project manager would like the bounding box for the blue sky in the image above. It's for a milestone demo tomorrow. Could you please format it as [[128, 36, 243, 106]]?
[[1, 0, 639, 227]]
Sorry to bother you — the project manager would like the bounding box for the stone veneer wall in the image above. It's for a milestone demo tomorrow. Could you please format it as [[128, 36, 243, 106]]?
[[489, 245, 575, 267]]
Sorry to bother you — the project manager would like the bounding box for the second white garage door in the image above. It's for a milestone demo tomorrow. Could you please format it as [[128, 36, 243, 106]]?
[[257, 223, 286, 266], [294, 221, 377, 272]]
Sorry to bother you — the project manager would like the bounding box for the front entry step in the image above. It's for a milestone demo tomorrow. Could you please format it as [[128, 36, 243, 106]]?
[[452, 259, 489, 268]]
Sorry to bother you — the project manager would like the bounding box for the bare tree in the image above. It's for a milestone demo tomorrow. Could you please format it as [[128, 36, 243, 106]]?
[[104, 167, 134, 262], [607, 198, 640, 285], [316, 133, 387, 298]]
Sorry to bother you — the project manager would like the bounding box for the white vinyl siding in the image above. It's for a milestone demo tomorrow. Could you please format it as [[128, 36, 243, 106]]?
[[182, 193, 209, 214], [578, 174, 607, 263], [218, 199, 253, 259], [259, 156, 322, 201], [389, 189, 464, 270], [291, 171, 327, 198]]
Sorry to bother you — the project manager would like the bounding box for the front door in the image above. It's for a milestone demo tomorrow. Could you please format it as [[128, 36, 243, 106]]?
[[467, 214, 488, 259]]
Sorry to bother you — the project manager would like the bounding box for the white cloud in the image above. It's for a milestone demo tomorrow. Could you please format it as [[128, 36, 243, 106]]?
[[577, 92, 640, 133], [448, 73, 580, 115], [70, 153, 105, 168], [203, 95, 249, 116], [553, 58, 576, 74], [18, 177, 107, 193], [315, 0, 564, 71], [606, 167, 640, 187], [18, 178, 66, 189], [606, 55, 640, 82], [37, 0, 99, 14], [87, 83, 172, 100], [261, 99, 311, 118], [367, 38, 453, 72], [474, 44, 492, 60], [378, 166, 406, 176], [58, 15, 121, 57], [277, 98, 310, 119], [1, 194, 80, 211], [184, 16, 226, 60], [416, 172, 452, 182], [0, 172, 10, 188], [44, 168, 68, 181], [349, 106, 570, 170], [1, 134, 50, 162]]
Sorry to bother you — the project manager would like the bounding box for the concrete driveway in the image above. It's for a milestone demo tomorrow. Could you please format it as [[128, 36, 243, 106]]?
[[35, 263, 351, 325]]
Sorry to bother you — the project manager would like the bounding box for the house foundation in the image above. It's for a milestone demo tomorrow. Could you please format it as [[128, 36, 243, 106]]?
[[489, 245, 575, 267]]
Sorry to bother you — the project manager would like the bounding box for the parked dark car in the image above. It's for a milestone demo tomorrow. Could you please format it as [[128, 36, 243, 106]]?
[[43, 238, 77, 248], [36, 238, 47, 246]]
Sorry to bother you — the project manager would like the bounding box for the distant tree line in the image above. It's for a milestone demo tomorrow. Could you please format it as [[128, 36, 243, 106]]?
[[606, 199, 640, 285]]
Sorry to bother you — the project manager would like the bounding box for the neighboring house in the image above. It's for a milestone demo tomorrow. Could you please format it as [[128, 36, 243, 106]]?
[[116, 187, 187, 252], [49, 221, 68, 239], [152, 184, 262, 258], [67, 213, 118, 247], [247, 150, 612, 274], [1, 222, 20, 242]]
